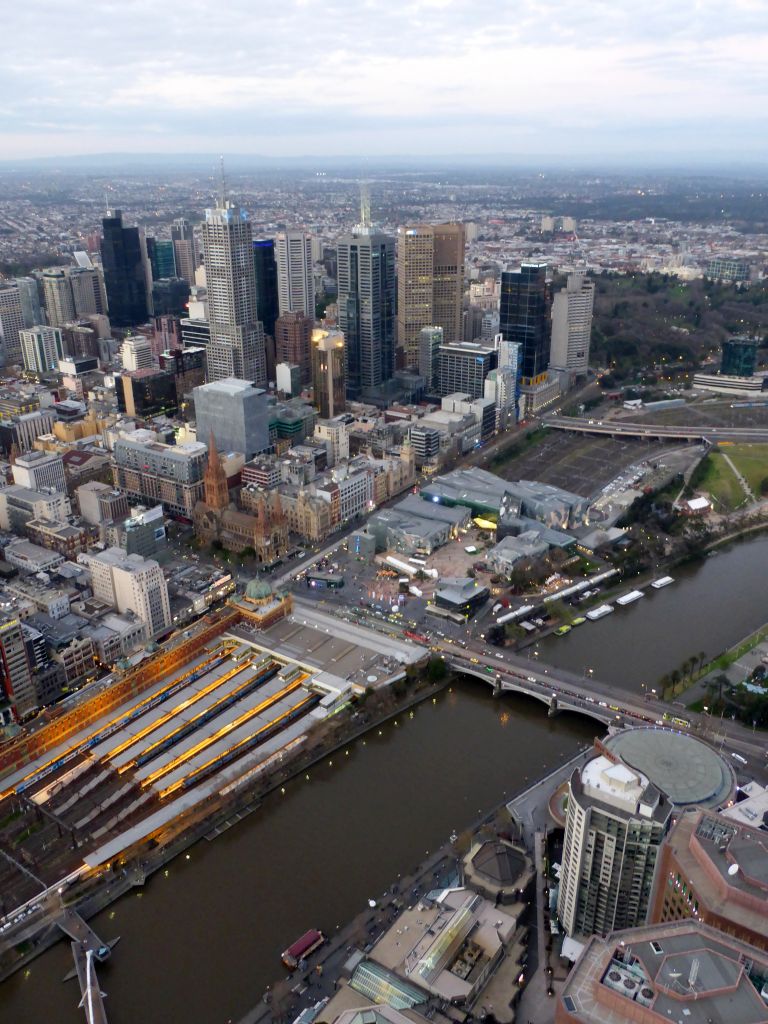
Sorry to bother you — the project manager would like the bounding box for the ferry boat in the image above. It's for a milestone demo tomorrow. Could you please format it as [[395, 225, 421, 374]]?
[[555, 625, 572, 636], [651, 576, 674, 589], [282, 929, 326, 969], [586, 604, 614, 621], [616, 590, 644, 606], [571, 617, 586, 627]]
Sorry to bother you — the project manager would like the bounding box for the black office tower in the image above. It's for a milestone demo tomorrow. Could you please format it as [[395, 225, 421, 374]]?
[[499, 263, 552, 385], [337, 230, 395, 398], [253, 239, 279, 338], [100, 210, 149, 327]]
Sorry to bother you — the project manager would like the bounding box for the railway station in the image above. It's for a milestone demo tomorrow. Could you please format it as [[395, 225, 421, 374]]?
[[0, 582, 423, 928]]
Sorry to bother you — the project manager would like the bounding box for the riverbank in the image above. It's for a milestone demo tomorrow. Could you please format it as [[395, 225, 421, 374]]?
[[235, 741, 590, 1024], [0, 669, 451, 986]]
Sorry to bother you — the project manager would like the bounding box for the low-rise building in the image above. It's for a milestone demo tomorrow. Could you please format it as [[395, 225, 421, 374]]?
[[5, 540, 64, 574], [0, 484, 70, 531], [366, 887, 517, 1006], [556, 920, 768, 1024], [433, 577, 490, 616], [650, 809, 768, 951], [25, 518, 90, 559], [487, 532, 550, 573]]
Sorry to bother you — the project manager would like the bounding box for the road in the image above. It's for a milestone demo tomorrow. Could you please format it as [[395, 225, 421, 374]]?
[[545, 415, 768, 442], [431, 634, 768, 764]]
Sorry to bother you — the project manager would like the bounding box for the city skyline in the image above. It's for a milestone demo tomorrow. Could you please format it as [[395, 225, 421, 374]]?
[[2, 0, 766, 163]]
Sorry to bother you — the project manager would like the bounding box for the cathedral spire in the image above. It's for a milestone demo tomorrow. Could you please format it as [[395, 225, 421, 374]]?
[[203, 430, 229, 510]]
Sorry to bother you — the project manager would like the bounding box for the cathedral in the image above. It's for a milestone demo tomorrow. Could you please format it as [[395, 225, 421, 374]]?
[[193, 431, 289, 563]]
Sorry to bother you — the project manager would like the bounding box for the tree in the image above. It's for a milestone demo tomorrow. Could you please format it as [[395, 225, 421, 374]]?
[[760, 477, 768, 496], [427, 657, 447, 683]]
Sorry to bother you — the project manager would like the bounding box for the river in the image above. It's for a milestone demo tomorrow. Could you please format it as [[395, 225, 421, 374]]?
[[535, 534, 768, 693], [0, 681, 594, 1024], [3, 534, 768, 1024]]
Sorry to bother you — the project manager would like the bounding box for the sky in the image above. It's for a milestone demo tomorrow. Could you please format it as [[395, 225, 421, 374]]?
[[2, 0, 767, 163]]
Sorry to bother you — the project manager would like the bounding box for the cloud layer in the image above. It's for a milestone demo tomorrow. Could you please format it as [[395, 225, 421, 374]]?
[[2, 0, 767, 161]]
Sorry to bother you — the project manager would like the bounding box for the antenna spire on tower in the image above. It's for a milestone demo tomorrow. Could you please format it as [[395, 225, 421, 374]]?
[[360, 181, 371, 229], [219, 155, 227, 206]]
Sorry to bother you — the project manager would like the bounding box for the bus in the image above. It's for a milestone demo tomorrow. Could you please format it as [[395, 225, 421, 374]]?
[[306, 572, 344, 589]]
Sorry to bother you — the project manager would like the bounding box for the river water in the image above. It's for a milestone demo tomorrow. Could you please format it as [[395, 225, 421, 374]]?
[[2, 535, 767, 1024], [536, 535, 768, 693]]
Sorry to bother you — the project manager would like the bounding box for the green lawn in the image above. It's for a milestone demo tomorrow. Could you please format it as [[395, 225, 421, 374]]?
[[721, 443, 768, 496], [695, 452, 748, 511]]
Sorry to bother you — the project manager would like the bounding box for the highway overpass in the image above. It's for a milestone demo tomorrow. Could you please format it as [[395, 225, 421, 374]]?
[[543, 415, 768, 443]]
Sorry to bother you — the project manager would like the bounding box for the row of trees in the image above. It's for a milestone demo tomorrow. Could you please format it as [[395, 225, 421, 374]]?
[[659, 651, 708, 699]]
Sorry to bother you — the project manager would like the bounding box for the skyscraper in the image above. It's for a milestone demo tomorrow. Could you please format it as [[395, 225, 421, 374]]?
[[337, 196, 395, 398], [202, 199, 266, 386], [499, 263, 552, 385], [252, 239, 280, 337], [15, 277, 43, 328], [42, 267, 107, 326], [558, 751, 672, 938], [418, 326, 443, 393], [0, 616, 36, 719], [100, 209, 150, 327], [69, 267, 108, 319], [311, 329, 346, 419], [549, 273, 595, 376], [42, 269, 76, 326], [396, 223, 465, 370], [0, 284, 25, 365], [20, 326, 65, 375], [146, 237, 177, 280], [275, 231, 314, 317], [171, 218, 197, 285]]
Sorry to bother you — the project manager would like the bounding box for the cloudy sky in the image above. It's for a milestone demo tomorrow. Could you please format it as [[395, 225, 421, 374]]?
[[2, 0, 766, 162]]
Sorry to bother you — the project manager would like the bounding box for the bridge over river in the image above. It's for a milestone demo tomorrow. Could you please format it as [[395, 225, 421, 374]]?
[[436, 637, 767, 761]]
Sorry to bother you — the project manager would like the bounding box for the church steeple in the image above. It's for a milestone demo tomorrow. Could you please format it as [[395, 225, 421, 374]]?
[[203, 429, 229, 510]]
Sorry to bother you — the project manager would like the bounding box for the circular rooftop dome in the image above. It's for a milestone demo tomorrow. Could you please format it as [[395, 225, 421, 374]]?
[[245, 578, 273, 601], [604, 727, 735, 809], [471, 841, 526, 885]]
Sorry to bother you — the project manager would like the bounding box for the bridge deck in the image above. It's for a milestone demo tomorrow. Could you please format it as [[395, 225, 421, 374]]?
[[72, 941, 109, 1024], [56, 908, 108, 954]]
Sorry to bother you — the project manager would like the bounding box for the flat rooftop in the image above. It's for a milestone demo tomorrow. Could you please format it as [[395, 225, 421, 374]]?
[[560, 920, 768, 1024]]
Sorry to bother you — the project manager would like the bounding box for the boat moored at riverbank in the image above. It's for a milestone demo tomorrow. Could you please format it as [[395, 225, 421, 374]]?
[[282, 929, 326, 969], [586, 605, 614, 621], [652, 576, 674, 589]]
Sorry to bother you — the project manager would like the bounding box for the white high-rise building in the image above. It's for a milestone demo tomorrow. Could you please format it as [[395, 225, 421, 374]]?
[[275, 231, 314, 317], [120, 334, 154, 371], [549, 273, 595, 377], [202, 200, 266, 386], [78, 548, 171, 637], [19, 326, 65, 375], [484, 367, 518, 429], [558, 753, 671, 938]]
